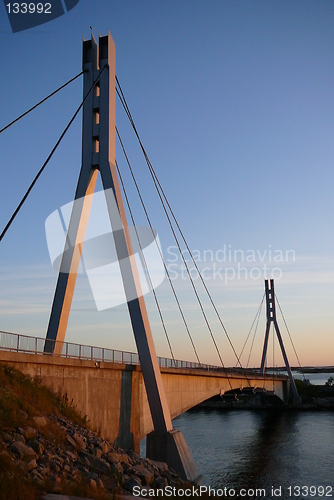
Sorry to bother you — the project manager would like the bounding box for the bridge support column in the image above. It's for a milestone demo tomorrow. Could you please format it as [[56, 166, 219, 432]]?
[[147, 430, 203, 485], [44, 31, 201, 481], [261, 279, 301, 406]]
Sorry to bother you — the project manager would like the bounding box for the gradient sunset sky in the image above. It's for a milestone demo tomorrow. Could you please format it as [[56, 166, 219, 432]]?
[[1, 1, 334, 367]]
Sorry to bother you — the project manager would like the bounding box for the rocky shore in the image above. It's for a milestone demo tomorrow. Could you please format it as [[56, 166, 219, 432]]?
[[198, 383, 334, 410], [0, 412, 190, 498]]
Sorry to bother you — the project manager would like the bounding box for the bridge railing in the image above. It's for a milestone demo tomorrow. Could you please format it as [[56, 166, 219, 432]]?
[[0, 330, 223, 370], [0, 330, 277, 376]]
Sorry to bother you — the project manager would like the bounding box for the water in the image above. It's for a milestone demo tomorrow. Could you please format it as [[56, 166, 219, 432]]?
[[141, 373, 334, 497], [173, 408, 334, 498]]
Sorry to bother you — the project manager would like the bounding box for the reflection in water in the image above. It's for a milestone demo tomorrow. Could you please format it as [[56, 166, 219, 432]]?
[[173, 409, 334, 499], [227, 412, 299, 495]]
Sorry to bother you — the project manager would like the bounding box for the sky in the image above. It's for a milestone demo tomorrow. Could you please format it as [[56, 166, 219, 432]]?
[[0, 0, 334, 368]]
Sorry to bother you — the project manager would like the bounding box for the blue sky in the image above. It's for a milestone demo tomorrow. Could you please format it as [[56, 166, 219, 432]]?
[[0, 1, 334, 367]]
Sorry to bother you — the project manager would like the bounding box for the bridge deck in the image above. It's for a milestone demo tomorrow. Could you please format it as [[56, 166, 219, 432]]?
[[0, 329, 287, 381]]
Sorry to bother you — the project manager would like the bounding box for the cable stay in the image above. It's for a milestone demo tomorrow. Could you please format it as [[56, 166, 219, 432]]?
[[275, 294, 306, 381], [115, 76, 248, 383], [116, 128, 201, 367], [115, 158, 176, 366], [0, 71, 84, 135], [0, 66, 106, 244], [246, 296, 264, 370], [116, 130, 235, 393], [237, 292, 265, 369], [239, 293, 265, 368], [116, 82, 226, 366], [115, 79, 252, 392]]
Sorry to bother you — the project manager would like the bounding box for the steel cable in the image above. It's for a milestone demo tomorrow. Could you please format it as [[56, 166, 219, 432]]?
[[0, 66, 106, 243], [0, 71, 84, 135]]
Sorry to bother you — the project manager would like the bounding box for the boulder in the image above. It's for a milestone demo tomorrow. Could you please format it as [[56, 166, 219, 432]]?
[[11, 441, 36, 459], [26, 459, 38, 471], [88, 456, 111, 475], [73, 432, 86, 450], [131, 464, 154, 485], [33, 416, 48, 427], [29, 440, 44, 455], [99, 441, 109, 454], [124, 475, 142, 491]]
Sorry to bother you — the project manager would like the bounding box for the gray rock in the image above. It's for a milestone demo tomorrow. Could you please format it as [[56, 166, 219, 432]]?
[[26, 459, 38, 471], [66, 435, 78, 449], [119, 453, 131, 464], [112, 462, 124, 475], [153, 460, 168, 472], [131, 464, 154, 485], [72, 469, 81, 481], [11, 441, 36, 458], [89, 456, 111, 475], [73, 432, 86, 450], [96, 477, 104, 489], [39, 467, 50, 476], [1, 431, 13, 442], [19, 410, 29, 420], [107, 452, 119, 464], [17, 426, 37, 440], [12, 432, 25, 444], [99, 441, 109, 454], [90, 478, 97, 490], [51, 463, 61, 473], [124, 475, 142, 491], [33, 416, 48, 427], [54, 454, 64, 464], [153, 476, 168, 487], [29, 440, 44, 454], [32, 469, 43, 481], [83, 456, 91, 468]]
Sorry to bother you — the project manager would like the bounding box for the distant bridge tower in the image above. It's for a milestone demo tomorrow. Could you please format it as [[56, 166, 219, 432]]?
[[44, 32, 201, 483], [261, 279, 301, 405]]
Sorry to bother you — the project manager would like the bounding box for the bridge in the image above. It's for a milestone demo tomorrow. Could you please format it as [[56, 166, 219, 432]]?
[[0, 331, 289, 454], [0, 32, 302, 483]]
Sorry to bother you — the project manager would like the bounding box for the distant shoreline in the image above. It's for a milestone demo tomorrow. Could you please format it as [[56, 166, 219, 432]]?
[[247, 367, 334, 374]]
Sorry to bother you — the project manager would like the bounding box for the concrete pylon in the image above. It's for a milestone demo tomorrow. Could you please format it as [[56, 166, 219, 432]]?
[[44, 32, 201, 483], [260, 279, 301, 405]]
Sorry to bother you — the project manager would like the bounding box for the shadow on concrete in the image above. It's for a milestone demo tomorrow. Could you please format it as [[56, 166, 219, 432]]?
[[114, 365, 135, 451]]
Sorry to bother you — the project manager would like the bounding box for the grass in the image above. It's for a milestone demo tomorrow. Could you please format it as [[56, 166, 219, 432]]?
[[0, 364, 87, 430], [0, 363, 231, 500], [0, 362, 107, 500], [295, 378, 334, 401]]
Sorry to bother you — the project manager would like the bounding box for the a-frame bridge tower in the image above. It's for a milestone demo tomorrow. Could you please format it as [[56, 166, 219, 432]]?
[[261, 279, 301, 405], [44, 32, 201, 483]]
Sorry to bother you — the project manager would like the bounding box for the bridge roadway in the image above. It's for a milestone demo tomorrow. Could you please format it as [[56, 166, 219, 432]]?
[[0, 341, 289, 453]]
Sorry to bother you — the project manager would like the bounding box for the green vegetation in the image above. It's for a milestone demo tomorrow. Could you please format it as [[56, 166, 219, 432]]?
[[0, 364, 86, 430], [0, 363, 219, 500], [295, 378, 334, 403], [0, 363, 110, 500]]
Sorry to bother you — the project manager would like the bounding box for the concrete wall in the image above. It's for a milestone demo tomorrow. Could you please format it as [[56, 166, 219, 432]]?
[[0, 351, 287, 453]]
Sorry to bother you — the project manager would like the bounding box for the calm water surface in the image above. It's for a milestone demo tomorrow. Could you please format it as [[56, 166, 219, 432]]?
[[174, 408, 334, 498]]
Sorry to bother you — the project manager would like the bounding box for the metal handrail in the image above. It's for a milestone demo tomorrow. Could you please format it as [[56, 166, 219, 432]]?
[[0, 329, 284, 377], [0, 329, 218, 371]]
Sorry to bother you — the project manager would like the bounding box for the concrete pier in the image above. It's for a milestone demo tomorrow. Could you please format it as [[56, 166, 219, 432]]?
[[0, 350, 289, 454]]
